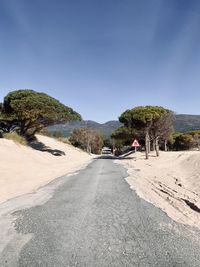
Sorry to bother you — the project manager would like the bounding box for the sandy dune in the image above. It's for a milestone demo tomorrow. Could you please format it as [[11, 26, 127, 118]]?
[[117, 151, 200, 229], [0, 135, 93, 204]]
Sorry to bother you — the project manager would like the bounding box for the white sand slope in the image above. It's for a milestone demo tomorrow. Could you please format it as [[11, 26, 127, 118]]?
[[117, 151, 200, 229], [0, 135, 93, 204]]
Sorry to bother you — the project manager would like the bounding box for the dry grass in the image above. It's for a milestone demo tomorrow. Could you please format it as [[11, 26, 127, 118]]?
[[3, 132, 27, 146], [57, 137, 71, 145]]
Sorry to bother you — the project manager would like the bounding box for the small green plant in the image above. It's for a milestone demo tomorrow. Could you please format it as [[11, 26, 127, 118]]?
[[3, 132, 27, 145]]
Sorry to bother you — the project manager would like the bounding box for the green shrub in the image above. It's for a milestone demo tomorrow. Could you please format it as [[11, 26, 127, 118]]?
[[173, 133, 193, 150], [3, 132, 27, 145]]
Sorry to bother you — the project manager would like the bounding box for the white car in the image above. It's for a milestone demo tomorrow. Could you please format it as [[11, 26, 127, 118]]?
[[101, 147, 112, 155]]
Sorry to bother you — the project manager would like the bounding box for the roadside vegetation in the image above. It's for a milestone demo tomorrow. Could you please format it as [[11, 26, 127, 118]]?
[[112, 106, 174, 159], [173, 130, 200, 151], [110, 106, 200, 158], [3, 132, 27, 145], [69, 127, 103, 154], [1, 92, 200, 155], [0, 89, 81, 144]]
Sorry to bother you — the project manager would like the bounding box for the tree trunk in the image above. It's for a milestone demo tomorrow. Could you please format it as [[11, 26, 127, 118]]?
[[148, 137, 151, 153], [155, 137, 159, 157], [152, 139, 156, 151], [145, 132, 149, 159], [164, 139, 167, 151], [86, 138, 91, 154], [19, 121, 26, 136], [87, 143, 90, 154], [20, 120, 32, 137]]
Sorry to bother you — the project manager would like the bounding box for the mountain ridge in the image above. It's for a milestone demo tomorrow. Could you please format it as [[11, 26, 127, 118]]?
[[48, 114, 200, 137]]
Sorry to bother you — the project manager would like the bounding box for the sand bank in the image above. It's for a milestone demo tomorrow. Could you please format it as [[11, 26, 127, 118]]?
[[0, 135, 93, 204], [117, 151, 200, 229]]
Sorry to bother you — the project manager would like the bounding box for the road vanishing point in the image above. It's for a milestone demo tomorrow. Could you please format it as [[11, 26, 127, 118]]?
[[1, 156, 200, 267]]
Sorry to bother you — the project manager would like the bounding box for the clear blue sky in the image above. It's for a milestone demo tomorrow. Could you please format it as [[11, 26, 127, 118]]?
[[1, 0, 200, 123]]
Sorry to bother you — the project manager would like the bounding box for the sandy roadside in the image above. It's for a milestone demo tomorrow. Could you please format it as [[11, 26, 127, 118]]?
[[116, 151, 200, 229], [0, 135, 93, 204]]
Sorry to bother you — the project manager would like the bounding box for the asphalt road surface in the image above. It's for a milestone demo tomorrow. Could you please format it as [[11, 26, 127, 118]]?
[[1, 157, 200, 267]]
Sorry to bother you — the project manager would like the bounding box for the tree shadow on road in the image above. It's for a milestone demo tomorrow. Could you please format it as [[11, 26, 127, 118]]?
[[96, 155, 135, 160], [96, 149, 136, 160]]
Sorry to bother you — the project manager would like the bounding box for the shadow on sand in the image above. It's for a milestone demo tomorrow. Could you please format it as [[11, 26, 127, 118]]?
[[29, 140, 65, 156]]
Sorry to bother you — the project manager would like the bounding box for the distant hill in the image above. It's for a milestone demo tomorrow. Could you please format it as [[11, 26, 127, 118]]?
[[48, 114, 200, 137], [174, 114, 200, 132], [48, 120, 122, 137]]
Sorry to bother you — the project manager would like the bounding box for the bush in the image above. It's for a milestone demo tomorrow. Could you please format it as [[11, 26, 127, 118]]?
[[3, 132, 27, 145], [57, 137, 71, 145], [173, 133, 193, 150], [38, 127, 52, 137], [70, 127, 103, 154], [52, 131, 63, 138]]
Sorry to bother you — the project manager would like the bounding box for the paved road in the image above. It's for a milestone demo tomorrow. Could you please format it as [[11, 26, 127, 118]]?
[[1, 157, 200, 266]]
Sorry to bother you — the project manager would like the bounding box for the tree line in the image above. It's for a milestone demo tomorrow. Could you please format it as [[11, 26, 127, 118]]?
[[0, 89, 104, 154], [111, 106, 200, 156], [1, 90, 198, 156], [173, 131, 200, 151], [112, 106, 173, 159]]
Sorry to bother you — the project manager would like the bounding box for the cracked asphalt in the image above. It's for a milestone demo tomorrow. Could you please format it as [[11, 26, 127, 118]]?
[[2, 157, 200, 266]]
